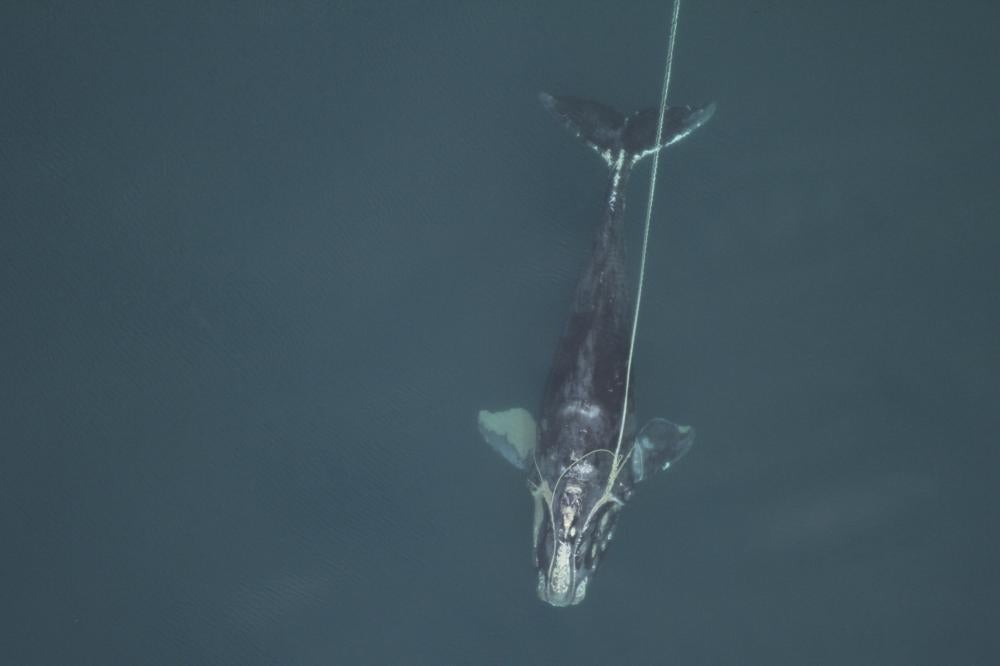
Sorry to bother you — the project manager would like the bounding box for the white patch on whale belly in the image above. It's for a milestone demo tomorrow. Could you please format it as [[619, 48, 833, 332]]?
[[560, 402, 601, 420]]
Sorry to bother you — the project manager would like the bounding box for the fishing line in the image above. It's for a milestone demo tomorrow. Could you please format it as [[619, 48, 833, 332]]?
[[612, 0, 683, 464]]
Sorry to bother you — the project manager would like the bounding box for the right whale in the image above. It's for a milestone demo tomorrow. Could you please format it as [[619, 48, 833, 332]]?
[[479, 92, 716, 606]]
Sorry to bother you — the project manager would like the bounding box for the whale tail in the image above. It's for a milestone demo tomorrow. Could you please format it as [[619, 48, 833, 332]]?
[[539, 92, 715, 165]]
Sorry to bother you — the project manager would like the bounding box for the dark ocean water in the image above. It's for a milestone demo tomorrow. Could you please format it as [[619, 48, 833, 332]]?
[[3, 2, 998, 664]]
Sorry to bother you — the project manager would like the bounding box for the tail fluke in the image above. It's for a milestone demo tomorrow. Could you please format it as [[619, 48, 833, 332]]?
[[624, 102, 716, 160], [540, 92, 715, 165], [538, 93, 625, 160]]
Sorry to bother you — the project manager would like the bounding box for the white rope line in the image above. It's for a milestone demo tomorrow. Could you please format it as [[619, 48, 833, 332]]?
[[612, 0, 682, 464]]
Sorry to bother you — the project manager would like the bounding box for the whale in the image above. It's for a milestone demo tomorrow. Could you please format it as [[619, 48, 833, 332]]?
[[479, 92, 715, 606]]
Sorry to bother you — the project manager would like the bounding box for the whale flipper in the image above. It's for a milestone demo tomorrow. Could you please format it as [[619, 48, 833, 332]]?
[[631, 418, 695, 483], [478, 408, 537, 470]]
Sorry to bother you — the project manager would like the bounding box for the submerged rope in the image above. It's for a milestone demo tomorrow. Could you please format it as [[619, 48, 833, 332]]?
[[612, 0, 683, 463]]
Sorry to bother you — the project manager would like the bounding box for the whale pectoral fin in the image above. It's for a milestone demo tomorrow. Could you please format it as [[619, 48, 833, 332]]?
[[631, 418, 695, 483], [478, 407, 537, 470]]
